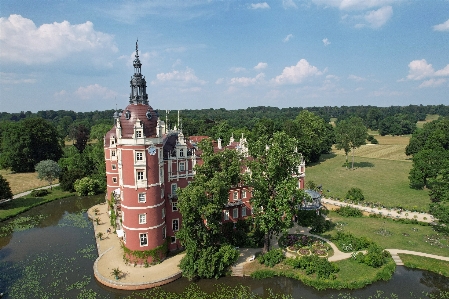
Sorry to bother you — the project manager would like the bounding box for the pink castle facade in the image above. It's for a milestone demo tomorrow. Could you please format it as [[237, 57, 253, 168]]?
[[104, 42, 305, 263]]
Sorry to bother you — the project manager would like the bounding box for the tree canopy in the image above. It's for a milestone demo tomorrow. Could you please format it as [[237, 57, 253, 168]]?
[[35, 160, 61, 189], [246, 131, 305, 252], [334, 117, 367, 169], [176, 139, 240, 279], [0, 174, 13, 200], [0, 118, 63, 172]]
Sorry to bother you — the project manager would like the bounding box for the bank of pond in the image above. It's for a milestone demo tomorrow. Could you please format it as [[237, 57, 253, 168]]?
[[0, 195, 448, 298]]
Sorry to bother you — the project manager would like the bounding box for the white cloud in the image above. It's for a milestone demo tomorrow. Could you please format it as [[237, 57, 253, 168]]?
[[230, 67, 247, 73], [435, 65, 449, 76], [283, 0, 298, 9], [406, 59, 437, 80], [312, 0, 395, 11], [152, 67, 206, 85], [363, 6, 393, 28], [254, 62, 268, 70], [272, 59, 323, 85], [75, 84, 118, 100], [230, 73, 265, 86], [0, 14, 117, 65], [0, 72, 37, 84], [215, 78, 224, 84], [249, 2, 270, 9], [348, 74, 366, 82], [419, 78, 447, 88], [283, 34, 293, 42], [322, 38, 331, 46], [433, 19, 449, 32], [120, 50, 158, 68]]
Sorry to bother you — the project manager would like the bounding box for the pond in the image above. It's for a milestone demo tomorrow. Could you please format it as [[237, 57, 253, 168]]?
[[0, 195, 448, 298]]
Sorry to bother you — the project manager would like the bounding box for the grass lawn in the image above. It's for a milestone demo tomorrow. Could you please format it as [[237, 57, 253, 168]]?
[[399, 254, 449, 277], [417, 114, 440, 129], [322, 211, 449, 257], [307, 154, 429, 211], [0, 187, 74, 221], [0, 169, 55, 195]]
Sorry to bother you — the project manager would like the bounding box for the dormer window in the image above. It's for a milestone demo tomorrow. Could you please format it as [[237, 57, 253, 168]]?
[[125, 110, 131, 120], [136, 130, 142, 138], [146, 110, 152, 120], [179, 149, 184, 157]]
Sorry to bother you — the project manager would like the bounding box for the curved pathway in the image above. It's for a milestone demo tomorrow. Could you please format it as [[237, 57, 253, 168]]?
[[0, 184, 60, 204]]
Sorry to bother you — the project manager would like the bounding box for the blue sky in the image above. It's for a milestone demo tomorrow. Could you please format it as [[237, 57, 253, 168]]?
[[1, 0, 448, 113]]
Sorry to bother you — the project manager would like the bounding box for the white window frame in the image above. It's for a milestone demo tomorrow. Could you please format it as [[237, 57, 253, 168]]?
[[172, 219, 179, 231], [111, 150, 116, 157], [163, 226, 166, 239], [162, 207, 165, 219], [172, 202, 178, 211], [161, 189, 164, 198], [136, 130, 142, 138], [241, 206, 247, 217], [139, 214, 146, 224], [233, 208, 238, 219], [139, 233, 148, 246], [224, 210, 229, 221], [112, 177, 117, 183], [171, 183, 177, 195], [242, 190, 247, 198], [136, 152, 143, 161], [179, 162, 185, 171], [137, 171, 144, 180], [171, 236, 177, 244], [179, 149, 184, 157], [112, 164, 117, 170], [138, 193, 146, 203], [233, 191, 239, 200]]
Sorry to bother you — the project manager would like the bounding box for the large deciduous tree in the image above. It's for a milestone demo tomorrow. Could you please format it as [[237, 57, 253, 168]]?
[[0, 174, 13, 199], [246, 131, 305, 253], [35, 160, 61, 189], [69, 123, 90, 153], [177, 139, 240, 279], [334, 117, 368, 169], [0, 118, 63, 172], [284, 110, 333, 163]]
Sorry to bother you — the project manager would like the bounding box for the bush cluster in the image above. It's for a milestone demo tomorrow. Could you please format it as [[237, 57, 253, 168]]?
[[336, 206, 363, 217], [352, 243, 391, 268], [333, 232, 372, 252], [30, 189, 49, 197], [284, 255, 339, 279], [73, 177, 101, 196], [258, 249, 285, 268], [345, 187, 365, 202]]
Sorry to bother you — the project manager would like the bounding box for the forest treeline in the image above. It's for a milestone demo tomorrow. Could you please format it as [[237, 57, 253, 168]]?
[[1, 104, 448, 139]]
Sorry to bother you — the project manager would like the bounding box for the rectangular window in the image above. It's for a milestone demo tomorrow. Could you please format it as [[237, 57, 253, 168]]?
[[242, 190, 247, 198], [223, 210, 229, 221], [112, 164, 117, 170], [179, 162, 185, 171], [138, 193, 146, 203], [136, 130, 142, 138], [172, 202, 178, 211], [233, 191, 239, 200], [163, 226, 166, 239], [179, 149, 184, 157], [161, 189, 164, 198], [172, 219, 179, 231], [111, 150, 116, 157], [112, 177, 117, 183], [136, 152, 143, 161], [139, 233, 148, 246], [139, 214, 146, 224], [233, 208, 238, 219], [137, 171, 144, 180], [171, 236, 176, 244], [171, 183, 177, 195], [162, 207, 165, 219], [241, 206, 247, 217]]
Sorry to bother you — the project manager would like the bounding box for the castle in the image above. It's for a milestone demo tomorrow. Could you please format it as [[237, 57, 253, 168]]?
[[104, 42, 306, 263]]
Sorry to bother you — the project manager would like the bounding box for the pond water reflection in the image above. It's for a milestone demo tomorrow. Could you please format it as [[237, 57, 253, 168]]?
[[0, 196, 447, 298]]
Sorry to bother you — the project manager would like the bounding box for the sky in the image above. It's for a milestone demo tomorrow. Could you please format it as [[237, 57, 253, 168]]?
[[1, 0, 448, 113]]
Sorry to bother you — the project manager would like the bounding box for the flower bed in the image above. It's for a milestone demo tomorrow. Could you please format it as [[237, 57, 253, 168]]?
[[297, 248, 311, 256]]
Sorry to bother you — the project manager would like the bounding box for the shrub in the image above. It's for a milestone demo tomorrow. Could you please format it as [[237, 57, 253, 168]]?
[[258, 249, 285, 268], [333, 232, 372, 252], [74, 177, 101, 196], [336, 206, 363, 217], [310, 216, 331, 234], [250, 269, 277, 279], [355, 243, 391, 268], [284, 255, 339, 279], [345, 187, 365, 202], [59, 167, 85, 192], [30, 189, 49, 197]]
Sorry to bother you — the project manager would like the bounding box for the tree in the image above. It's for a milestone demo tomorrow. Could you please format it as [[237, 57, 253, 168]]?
[[284, 110, 333, 163], [69, 123, 90, 153], [0, 118, 63, 172], [0, 174, 13, 200], [177, 139, 240, 279], [35, 160, 61, 189], [246, 131, 305, 253], [346, 187, 365, 203], [334, 117, 367, 169]]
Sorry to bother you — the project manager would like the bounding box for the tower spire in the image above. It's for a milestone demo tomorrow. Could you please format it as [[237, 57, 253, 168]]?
[[129, 40, 148, 105]]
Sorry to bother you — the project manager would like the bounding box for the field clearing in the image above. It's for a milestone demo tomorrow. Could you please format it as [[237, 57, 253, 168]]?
[[417, 114, 440, 128], [332, 144, 409, 161], [306, 154, 429, 211], [0, 169, 54, 195]]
